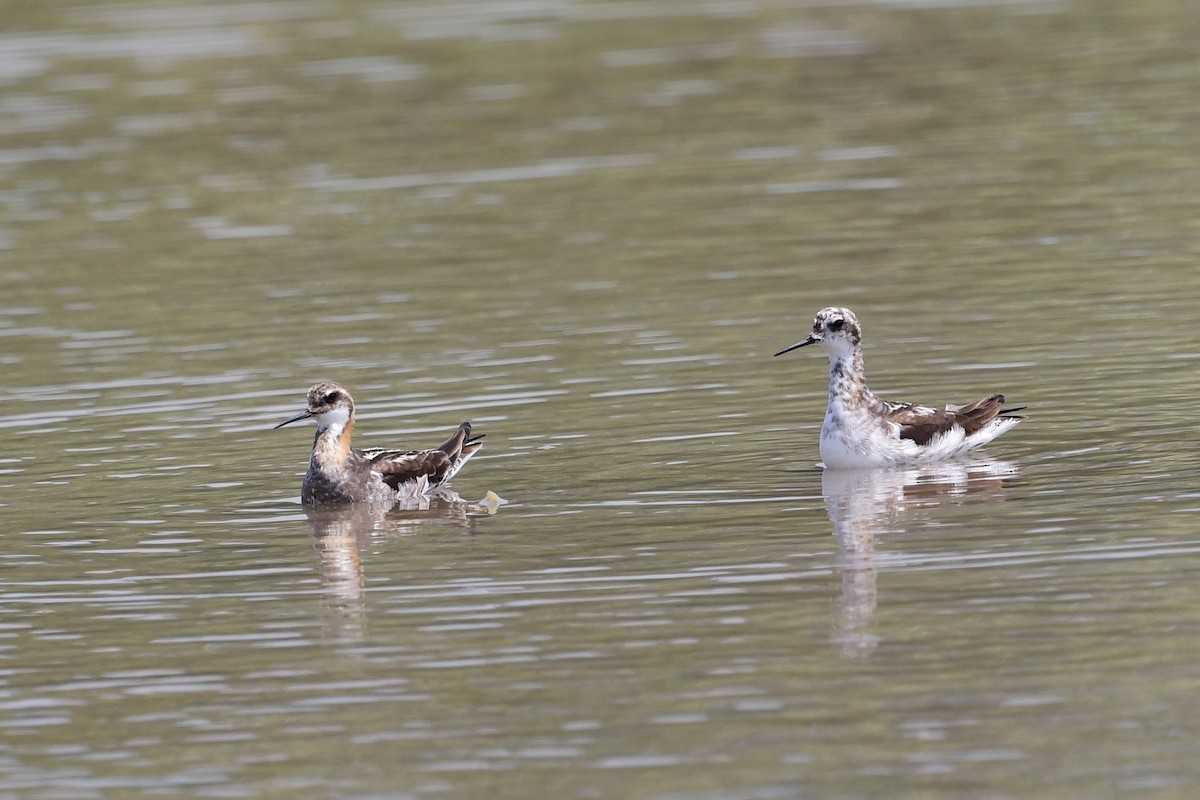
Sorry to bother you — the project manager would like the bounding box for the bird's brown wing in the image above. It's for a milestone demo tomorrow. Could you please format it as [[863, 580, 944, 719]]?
[[358, 422, 484, 490], [434, 421, 485, 459], [361, 448, 453, 490], [888, 394, 1012, 446]]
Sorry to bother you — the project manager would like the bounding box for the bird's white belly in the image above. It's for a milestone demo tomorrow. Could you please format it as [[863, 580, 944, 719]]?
[[819, 409, 904, 468], [819, 405, 1003, 469]]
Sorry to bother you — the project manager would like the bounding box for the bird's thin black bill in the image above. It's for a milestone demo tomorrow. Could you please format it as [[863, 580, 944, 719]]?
[[773, 335, 817, 357], [274, 410, 315, 429]]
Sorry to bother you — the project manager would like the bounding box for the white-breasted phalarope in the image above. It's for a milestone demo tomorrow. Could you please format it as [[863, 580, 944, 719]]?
[[275, 381, 484, 505], [774, 307, 1025, 468]]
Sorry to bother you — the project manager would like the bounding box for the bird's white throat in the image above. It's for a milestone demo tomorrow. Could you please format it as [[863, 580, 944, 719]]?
[[315, 406, 351, 435]]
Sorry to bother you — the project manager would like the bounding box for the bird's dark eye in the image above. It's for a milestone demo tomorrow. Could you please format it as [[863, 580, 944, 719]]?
[[829, 318, 844, 331], [322, 391, 340, 404]]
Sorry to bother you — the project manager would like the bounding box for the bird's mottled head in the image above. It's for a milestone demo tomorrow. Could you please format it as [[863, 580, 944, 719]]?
[[274, 381, 355, 430], [305, 381, 354, 416], [774, 306, 862, 357]]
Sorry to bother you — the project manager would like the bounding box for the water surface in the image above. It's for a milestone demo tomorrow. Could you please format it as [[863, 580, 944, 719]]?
[[2, 1, 1199, 798]]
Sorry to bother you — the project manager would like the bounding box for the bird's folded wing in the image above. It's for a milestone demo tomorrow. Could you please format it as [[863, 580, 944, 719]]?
[[363, 448, 453, 489], [889, 394, 1006, 446]]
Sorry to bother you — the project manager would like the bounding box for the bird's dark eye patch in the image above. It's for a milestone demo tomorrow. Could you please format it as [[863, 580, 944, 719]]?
[[828, 318, 845, 331], [322, 391, 340, 404]]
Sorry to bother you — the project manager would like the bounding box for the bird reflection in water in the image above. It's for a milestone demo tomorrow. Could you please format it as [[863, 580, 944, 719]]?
[[823, 461, 1017, 658], [305, 490, 503, 642]]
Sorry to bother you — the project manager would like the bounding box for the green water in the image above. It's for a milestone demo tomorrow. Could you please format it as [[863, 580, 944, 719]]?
[[2, 1, 1199, 797]]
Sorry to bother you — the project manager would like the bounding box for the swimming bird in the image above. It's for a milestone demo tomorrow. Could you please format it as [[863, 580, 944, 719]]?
[[774, 307, 1025, 468], [275, 381, 484, 504]]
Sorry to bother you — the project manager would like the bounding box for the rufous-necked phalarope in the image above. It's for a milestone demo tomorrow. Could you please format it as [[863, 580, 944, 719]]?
[[275, 381, 484, 504], [774, 307, 1025, 468]]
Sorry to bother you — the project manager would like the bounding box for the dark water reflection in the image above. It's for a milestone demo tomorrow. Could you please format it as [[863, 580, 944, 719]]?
[[3, 0, 1200, 797], [824, 461, 1020, 659], [306, 494, 499, 641]]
